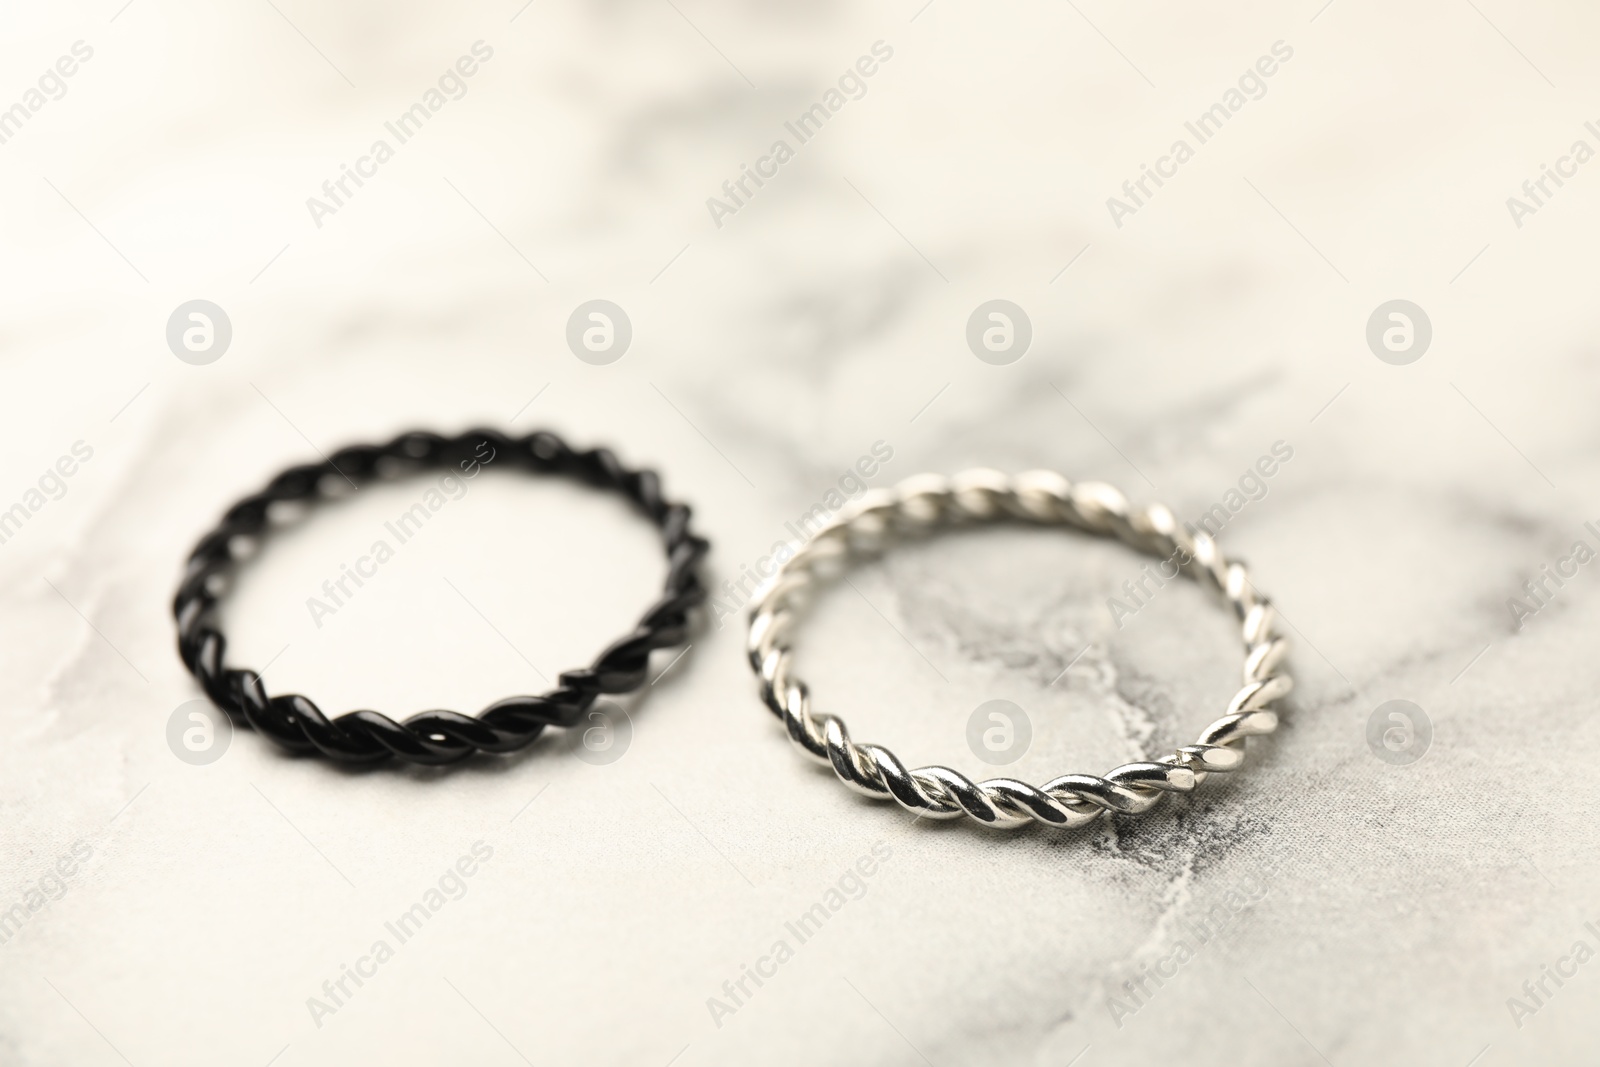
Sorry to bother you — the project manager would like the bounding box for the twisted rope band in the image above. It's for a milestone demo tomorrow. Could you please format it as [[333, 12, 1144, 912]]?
[[744, 470, 1292, 830], [174, 428, 709, 766]]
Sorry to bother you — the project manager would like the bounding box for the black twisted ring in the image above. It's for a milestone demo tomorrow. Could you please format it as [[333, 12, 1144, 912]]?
[[172, 428, 709, 766]]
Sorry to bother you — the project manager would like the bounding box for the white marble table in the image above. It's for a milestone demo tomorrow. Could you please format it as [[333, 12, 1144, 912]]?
[[1, 2, 1596, 1064]]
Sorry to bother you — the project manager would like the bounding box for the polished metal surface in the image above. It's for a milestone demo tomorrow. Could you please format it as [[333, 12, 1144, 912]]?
[[745, 469, 1293, 830]]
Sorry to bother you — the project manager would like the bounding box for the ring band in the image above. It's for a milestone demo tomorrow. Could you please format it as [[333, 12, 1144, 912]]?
[[174, 428, 709, 766], [744, 469, 1292, 830]]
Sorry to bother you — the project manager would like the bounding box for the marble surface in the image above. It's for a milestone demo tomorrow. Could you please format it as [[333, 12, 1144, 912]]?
[[3, 1, 1599, 1064]]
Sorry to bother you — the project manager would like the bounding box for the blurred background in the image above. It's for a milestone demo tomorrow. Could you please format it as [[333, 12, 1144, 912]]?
[[3, 1, 1599, 1064]]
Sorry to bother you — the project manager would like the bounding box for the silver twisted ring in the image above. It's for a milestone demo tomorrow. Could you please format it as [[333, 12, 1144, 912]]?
[[744, 470, 1293, 831]]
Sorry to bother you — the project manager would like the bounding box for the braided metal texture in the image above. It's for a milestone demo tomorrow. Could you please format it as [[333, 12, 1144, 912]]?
[[745, 470, 1292, 830], [174, 428, 708, 766]]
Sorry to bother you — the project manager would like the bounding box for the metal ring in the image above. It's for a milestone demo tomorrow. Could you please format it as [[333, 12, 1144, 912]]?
[[744, 470, 1292, 830], [173, 428, 709, 766]]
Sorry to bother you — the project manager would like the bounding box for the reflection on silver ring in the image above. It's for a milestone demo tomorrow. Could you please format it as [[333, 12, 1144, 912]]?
[[744, 470, 1293, 831]]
